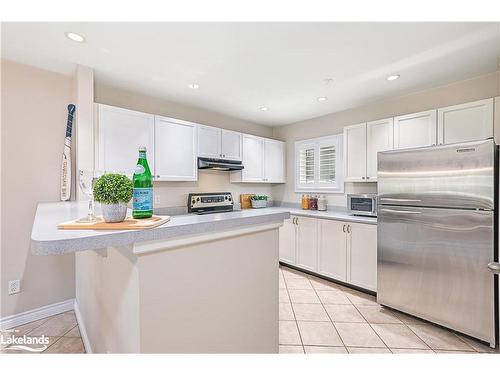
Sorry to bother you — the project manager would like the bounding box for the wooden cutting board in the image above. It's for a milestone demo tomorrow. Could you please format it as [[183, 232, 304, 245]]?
[[57, 215, 170, 230]]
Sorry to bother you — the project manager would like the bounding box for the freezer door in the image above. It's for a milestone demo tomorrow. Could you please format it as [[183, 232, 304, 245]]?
[[378, 139, 495, 210], [377, 205, 496, 345]]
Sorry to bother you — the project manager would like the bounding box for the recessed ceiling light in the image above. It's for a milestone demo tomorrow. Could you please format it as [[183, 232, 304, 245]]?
[[188, 83, 200, 89], [65, 32, 85, 43], [259, 107, 269, 111], [317, 97, 328, 102], [324, 78, 334, 85], [386, 74, 400, 81]]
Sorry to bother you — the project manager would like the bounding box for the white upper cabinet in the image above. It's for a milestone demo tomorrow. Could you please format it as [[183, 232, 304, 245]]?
[[264, 139, 285, 183], [221, 129, 242, 161], [239, 134, 265, 182], [154, 116, 198, 181], [198, 126, 242, 161], [437, 98, 494, 145], [366, 118, 394, 180], [197, 125, 221, 159], [96, 104, 155, 175], [231, 134, 285, 183], [394, 110, 437, 149], [343, 123, 367, 182]]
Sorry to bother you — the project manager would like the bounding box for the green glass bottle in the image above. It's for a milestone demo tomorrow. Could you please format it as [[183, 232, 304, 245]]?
[[132, 146, 153, 219]]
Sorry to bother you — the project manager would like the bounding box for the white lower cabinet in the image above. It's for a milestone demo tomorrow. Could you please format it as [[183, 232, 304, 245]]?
[[318, 220, 347, 281], [279, 217, 297, 265], [347, 222, 377, 291], [279, 216, 377, 292], [296, 216, 318, 272]]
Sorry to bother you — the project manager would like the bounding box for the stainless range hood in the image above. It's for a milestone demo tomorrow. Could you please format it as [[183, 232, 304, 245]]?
[[198, 157, 244, 171]]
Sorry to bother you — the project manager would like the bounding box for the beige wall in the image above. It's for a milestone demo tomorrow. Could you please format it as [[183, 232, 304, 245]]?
[[94, 83, 275, 207], [1, 60, 75, 318], [272, 71, 500, 206]]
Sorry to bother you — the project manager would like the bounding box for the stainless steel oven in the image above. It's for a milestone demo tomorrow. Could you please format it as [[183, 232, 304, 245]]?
[[347, 194, 377, 217]]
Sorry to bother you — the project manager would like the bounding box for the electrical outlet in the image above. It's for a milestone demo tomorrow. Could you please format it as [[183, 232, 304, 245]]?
[[8, 280, 21, 295], [154, 195, 160, 205]]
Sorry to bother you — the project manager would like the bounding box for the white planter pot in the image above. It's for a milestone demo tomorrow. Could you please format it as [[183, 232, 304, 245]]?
[[251, 200, 268, 209], [101, 203, 128, 223]]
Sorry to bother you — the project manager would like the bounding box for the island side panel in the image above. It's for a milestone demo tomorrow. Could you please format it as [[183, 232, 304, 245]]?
[[75, 246, 141, 353], [137, 227, 280, 353]]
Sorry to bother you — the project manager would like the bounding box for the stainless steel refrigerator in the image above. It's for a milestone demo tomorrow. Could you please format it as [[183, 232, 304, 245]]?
[[377, 138, 498, 347]]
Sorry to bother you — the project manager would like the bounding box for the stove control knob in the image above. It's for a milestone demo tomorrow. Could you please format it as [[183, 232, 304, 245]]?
[[192, 199, 196, 205]]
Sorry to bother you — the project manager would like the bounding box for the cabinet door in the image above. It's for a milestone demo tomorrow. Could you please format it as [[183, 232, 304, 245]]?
[[279, 216, 296, 265], [97, 104, 155, 175], [154, 116, 198, 181], [343, 123, 367, 181], [241, 134, 265, 182], [366, 118, 394, 180], [198, 125, 221, 159], [347, 223, 377, 292], [394, 110, 437, 149], [296, 216, 318, 272], [264, 139, 285, 183], [438, 98, 494, 145], [220, 129, 242, 161], [318, 220, 347, 282]]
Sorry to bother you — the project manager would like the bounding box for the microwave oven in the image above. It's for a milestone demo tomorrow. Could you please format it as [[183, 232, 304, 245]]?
[[347, 194, 377, 217]]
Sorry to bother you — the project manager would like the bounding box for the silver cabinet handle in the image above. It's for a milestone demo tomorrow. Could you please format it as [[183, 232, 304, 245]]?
[[342, 224, 346, 233], [346, 225, 351, 233], [366, 176, 370, 180], [361, 176, 365, 180], [292, 217, 296, 225], [296, 218, 299, 225], [488, 262, 500, 274], [379, 208, 422, 214]]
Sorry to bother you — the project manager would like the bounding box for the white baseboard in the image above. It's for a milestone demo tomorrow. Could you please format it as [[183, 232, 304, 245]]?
[[73, 300, 92, 354], [0, 299, 75, 330]]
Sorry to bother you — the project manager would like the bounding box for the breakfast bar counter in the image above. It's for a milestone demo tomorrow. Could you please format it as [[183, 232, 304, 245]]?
[[31, 201, 290, 255], [30, 201, 289, 354]]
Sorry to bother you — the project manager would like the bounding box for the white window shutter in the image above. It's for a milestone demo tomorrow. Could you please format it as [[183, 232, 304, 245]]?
[[299, 147, 315, 184], [295, 135, 344, 193]]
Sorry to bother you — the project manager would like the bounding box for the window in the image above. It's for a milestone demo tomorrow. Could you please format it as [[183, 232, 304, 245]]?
[[295, 134, 344, 193]]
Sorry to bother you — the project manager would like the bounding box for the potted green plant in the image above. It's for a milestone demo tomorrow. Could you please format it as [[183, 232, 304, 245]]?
[[250, 195, 268, 209], [93, 173, 133, 223]]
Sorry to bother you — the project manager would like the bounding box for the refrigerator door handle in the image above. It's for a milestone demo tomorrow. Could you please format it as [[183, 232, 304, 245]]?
[[380, 198, 422, 202], [379, 208, 422, 215], [487, 262, 500, 274]]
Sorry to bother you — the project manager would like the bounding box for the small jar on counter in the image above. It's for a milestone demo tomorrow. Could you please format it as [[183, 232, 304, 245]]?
[[317, 195, 327, 211], [309, 195, 318, 210], [301, 194, 309, 210]]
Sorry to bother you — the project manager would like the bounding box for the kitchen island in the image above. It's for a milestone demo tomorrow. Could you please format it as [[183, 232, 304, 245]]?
[[31, 202, 289, 353]]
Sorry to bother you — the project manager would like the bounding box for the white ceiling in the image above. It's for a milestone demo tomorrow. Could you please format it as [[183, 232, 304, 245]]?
[[2, 22, 500, 126]]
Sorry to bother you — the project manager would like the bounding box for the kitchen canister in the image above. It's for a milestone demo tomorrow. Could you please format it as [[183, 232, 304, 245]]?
[[317, 195, 327, 211]]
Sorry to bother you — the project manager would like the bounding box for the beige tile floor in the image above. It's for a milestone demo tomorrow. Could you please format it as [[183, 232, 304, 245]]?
[[1, 311, 85, 354], [2, 266, 498, 354], [279, 265, 499, 354]]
